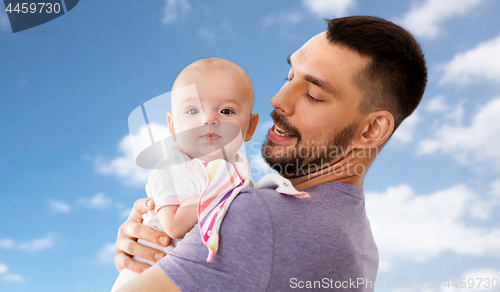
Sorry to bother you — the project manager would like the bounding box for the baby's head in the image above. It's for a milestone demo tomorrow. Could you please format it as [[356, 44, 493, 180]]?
[[167, 58, 259, 163]]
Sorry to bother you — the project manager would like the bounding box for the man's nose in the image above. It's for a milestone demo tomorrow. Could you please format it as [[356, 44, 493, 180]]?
[[270, 81, 296, 116]]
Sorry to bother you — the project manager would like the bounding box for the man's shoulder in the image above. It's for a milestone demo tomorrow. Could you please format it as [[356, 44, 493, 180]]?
[[228, 184, 306, 223], [223, 187, 274, 220], [230, 181, 366, 224], [231, 186, 293, 212], [238, 180, 361, 200], [239, 185, 285, 199]]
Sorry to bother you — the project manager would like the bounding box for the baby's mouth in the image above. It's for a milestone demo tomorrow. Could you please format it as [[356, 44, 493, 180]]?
[[201, 133, 222, 141]]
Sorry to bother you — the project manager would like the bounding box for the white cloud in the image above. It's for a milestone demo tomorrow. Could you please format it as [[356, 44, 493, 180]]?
[[0, 236, 53, 252], [449, 104, 466, 122], [263, 11, 302, 27], [491, 180, 500, 197], [366, 184, 500, 271], [197, 28, 215, 42], [97, 243, 115, 263], [0, 263, 25, 283], [95, 132, 152, 186], [424, 95, 467, 129], [50, 193, 116, 213], [0, 239, 13, 248], [392, 110, 420, 144], [440, 35, 500, 84], [18, 235, 53, 251], [163, 0, 190, 24], [426, 95, 449, 113], [396, 0, 484, 38], [48, 199, 71, 214], [419, 96, 500, 171], [78, 193, 112, 210], [2, 274, 25, 282], [302, 0, 355, 18]]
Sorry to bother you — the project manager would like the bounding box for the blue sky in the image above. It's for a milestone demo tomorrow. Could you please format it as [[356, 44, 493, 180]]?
[[1, 0, 500, 291]]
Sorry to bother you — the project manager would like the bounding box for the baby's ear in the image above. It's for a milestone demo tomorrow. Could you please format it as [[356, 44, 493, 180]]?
[[244, 113, 259, 142], [166, 113, 176, 141]]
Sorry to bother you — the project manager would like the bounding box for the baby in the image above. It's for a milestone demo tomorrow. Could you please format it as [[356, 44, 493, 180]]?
[[111, 58, 259, 291]]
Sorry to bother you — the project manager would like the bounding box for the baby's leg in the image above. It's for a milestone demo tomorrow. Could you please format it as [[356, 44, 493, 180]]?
[[111, 269, 139, 292]]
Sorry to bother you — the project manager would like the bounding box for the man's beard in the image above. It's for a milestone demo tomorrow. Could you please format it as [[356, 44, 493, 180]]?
[[262, 110, 359, 178]]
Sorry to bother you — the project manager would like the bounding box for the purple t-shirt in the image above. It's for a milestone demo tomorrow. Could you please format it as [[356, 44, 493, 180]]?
[[158, 181, 378, 291]]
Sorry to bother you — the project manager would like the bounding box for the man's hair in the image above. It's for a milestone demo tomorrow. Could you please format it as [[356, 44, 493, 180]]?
[[326, 16, 427, 131]]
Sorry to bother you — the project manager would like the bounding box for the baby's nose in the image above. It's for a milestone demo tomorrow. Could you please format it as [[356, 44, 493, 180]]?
[[202, 113, 219, 126]]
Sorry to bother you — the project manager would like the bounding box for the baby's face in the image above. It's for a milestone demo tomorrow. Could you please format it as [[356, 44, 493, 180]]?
[[168, 68, 255, 161]]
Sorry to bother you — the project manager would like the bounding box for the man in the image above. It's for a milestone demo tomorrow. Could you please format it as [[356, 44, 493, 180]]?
[[114, 16, 427, 291]]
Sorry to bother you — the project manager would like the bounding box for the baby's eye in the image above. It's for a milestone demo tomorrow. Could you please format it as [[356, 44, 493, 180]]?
[[220, 109, 234, 115], [187, 108, 200, 115]]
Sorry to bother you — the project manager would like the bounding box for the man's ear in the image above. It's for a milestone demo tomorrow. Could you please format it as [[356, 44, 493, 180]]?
[[244, 113, 259, 142], [166, 113, 177, 142], [358, 110, 394, 148]]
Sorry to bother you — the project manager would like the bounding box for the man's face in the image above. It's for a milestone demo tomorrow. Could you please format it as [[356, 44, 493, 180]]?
[[262, 32, 371, 177]]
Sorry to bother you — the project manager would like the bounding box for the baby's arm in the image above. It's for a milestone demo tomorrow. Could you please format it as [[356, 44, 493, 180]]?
[[157, 199, 198, 239], [149, 157, 200, 240]]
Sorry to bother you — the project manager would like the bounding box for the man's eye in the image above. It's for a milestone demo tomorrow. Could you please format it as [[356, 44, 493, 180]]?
[[187, 108, 199, 115], [307, 93, 322, 103], [220, 109, 234, 115], [285, 77, 292, 82]]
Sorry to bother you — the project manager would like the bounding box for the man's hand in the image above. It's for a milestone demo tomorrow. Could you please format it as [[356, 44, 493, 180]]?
[[114, 198, 171, 273]]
